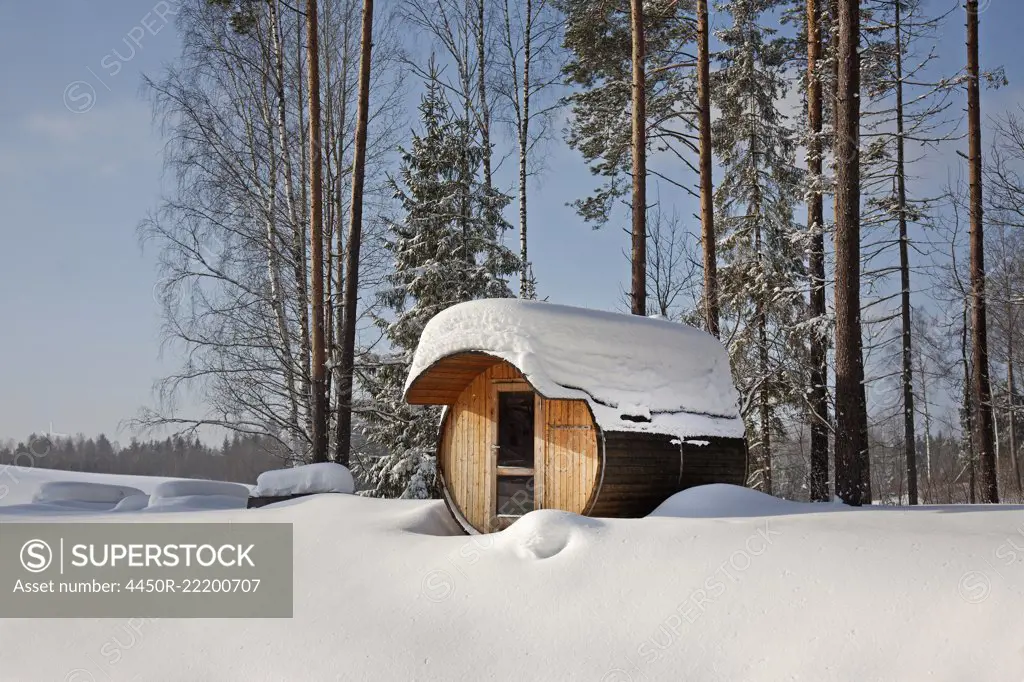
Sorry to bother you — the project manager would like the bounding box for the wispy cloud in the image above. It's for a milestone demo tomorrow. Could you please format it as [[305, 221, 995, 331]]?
[[0, 98, 159, 178]]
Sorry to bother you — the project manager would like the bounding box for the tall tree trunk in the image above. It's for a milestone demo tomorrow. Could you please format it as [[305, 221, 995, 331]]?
[[336, 0, 374, 466], [757, 222, 771, 495], [518, 0, 533, 299], [966, 0, 998, 502], [807, 0, 830, 502], [334, 6, 353, 462], [962, 302, 976, 503], [307, 0, 329, 463], [630, 0, 647, 316], [476, 0, 493, 194], [994, 392, 1001, 470], [263, 88, 302, 459], [833, 0, 869, 505], [268, 0, 305, 454], [697, 0, 717, 335], [322, 4, 336, 431], [894, 0, 918, 505], [296, 8, 313, 445], [829, 0, 839, 228], [1008, 317, 1021, 495], [919, 350, 933, 500]]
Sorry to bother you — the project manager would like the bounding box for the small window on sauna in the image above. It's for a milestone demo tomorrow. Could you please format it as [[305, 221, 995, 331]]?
[[497, 391, 535, 468], [496, 475, 534, 515]]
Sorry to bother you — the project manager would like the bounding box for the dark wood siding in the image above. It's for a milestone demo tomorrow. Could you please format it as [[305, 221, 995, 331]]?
[[679, 437, 748, 489], [586, 433, 747, 518]]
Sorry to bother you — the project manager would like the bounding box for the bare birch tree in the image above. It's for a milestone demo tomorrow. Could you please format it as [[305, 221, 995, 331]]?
[[495, 0, 563, 298]]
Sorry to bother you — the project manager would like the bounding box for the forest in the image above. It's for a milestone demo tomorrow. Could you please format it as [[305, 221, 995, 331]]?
[[0, 433, 283, 484], [90, 0, 1024, 506]]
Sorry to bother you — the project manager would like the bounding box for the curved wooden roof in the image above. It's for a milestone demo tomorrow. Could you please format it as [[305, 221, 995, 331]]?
[[404, 351, 505, 405]]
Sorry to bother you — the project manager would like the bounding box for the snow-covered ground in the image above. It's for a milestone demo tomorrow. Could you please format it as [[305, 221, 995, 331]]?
[[0, 466, 184, 510], [0, 467, 255, 515], [1, 468, 1023, 681]]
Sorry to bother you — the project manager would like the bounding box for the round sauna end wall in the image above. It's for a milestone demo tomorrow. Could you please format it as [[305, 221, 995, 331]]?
[[436, 360, 601, 534]]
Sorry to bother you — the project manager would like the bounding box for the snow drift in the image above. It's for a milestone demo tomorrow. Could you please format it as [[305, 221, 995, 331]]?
[[405, 299, 745, 439], [148, 479, 251, 503], [650, 483, 850, 518], [111, 494, 151, 512], [145, 494, 249, 511], [0, 467, 175, 508], [32, 481, 145, 506], [2, 470, 1023, 681], [254, 462, 354, 497]]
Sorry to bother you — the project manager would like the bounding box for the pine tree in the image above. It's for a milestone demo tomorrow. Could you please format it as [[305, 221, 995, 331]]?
[[359, 71, 519, 498], [697, 0, 719, 337], [805, 0, 831, 501], [335, 0, 375, 466], [713, 0, 805, 494], [833, 0, 870, 505], [561, 0, 695, 227], [857, 0, 958, 504], [966, 0, 998, 503]]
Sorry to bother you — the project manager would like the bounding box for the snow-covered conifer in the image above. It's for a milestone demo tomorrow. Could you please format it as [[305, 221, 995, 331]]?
[[358, 67, 519, 498], [712, 0, 806, 493]]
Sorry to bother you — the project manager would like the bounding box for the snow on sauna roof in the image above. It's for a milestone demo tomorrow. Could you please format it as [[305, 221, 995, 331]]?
[[405, 299, 745, 439]]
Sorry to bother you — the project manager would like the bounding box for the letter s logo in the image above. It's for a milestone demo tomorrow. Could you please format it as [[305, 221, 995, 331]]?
[[20, 539, 53, 573], [63, 81, 96, 114]]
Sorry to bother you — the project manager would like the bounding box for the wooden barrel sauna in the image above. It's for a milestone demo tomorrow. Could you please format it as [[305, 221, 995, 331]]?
[[404, 300, 748, 534]]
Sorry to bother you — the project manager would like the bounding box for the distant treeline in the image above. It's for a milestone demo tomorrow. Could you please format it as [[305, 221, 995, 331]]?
[[0, 433, 287, 485]]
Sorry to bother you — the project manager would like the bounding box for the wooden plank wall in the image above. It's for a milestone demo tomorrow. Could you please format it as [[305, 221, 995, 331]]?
[[439, 360, 601, 531], [586, 432, 680, 518], [441, 364, 493, 531], [587, 433, 748, 518], [678, 438, 748, 489], [542, 399, 600, 515], [437, 356, 748, 529]]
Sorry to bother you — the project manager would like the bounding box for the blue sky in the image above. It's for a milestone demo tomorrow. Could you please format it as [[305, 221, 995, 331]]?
[[0, 0, 1020, 442]]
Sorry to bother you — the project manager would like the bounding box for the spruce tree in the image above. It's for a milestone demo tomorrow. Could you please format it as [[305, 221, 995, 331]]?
[[713, 0, 805, 494], [359, 71, 519, 498]]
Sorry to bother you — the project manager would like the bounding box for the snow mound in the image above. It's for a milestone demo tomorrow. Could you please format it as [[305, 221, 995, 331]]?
[[650, 484, 849, 518], [2, 469, 1024, 681], [145, 494, 249, 512], [32, 481, 145, 506], [1, 500, 120, 514], [112, 494, 151, 512], [149, 479, 251, 503], [405, 299, 744, 439], [0, 467, 177, 508], [393, 501, 465, 536], [254, 462, 354, 497], [497, 510, 604, 559]]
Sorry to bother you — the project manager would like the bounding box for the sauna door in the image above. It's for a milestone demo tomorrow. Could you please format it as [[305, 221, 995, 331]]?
[[492, 387, 537, 528]]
